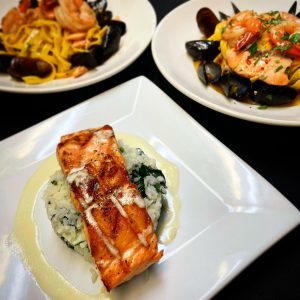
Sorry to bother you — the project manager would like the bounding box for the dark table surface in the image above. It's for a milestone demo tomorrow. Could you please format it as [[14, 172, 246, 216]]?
[[0, 0, 299, 299]]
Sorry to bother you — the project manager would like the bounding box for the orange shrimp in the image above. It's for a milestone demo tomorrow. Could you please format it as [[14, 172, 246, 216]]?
[[1, 0, 40, 34], [53, 0, 96, 32], [222, 10, 262, 51], [270, 20, 300, 58]]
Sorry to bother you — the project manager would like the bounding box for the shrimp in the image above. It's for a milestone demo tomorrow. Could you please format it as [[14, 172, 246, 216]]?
[[39, 0, 59, 19], [269, 20, 300, 58], [1, 8, 25, 34], [53, 0, 96, 32], [1, 0, 40, 34], [222, 10, 262, 51], [225, 48, 292, 86]]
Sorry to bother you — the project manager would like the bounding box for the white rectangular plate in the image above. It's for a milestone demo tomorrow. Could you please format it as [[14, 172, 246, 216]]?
[[0, 76, 299, 299]]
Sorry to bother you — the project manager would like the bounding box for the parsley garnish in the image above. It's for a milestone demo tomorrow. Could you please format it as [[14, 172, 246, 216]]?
[[290, 33, 300, 44], [248, 42, 258, 57], [285, 67, 290, 74], [282, 32, 290, 40], [275, 65, 283, 73], [275, 44, 292, 51], [258, 104, 268, 109], [221, 26, 227, 34]]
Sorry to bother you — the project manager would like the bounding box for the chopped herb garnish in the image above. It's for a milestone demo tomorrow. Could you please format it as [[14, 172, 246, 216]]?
[[264, 52, 269, 58], [221, 26, 227, 34], [290, 33, 300, 44], [275, 65, 283, 73], [254, 55, 261, 66], [119, 146, 125, 153], [266, 94, 273, 100], [259, 75, 268, 81], [275, 44, 292, 51], [269, 14, 282, 25], [285, 67, 290, 74], [270, 10, 279, 16], [258, 104, 268, 109], [51, 180, 58, 185], [282, 32, 290, 40], [275, 59, 280, 63], [248, 42, 258, 57]]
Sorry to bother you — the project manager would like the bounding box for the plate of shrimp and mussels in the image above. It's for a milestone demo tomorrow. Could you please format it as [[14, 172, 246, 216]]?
[[0, 0, 156, 93], [152, 0, 300, 126]]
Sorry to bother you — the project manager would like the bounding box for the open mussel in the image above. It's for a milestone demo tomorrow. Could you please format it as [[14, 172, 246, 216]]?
[[250, 80, 297, 105], [198, 62, 221, 85], [185, 40, 220, 61], [219, 73, 251, 101]]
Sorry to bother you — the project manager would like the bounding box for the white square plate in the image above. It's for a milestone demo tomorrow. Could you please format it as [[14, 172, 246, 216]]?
[[0, 76, 299, 299]]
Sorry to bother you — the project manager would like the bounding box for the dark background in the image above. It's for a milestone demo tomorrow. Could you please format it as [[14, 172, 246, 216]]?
[[0, 0, 299, 299]]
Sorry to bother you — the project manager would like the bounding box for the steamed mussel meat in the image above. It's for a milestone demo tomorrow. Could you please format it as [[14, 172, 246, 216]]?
[[198, 62, 221, 85]]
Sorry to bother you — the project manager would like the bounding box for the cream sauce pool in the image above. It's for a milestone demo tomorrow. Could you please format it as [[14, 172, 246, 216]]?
[[12, 132, 180, 299]]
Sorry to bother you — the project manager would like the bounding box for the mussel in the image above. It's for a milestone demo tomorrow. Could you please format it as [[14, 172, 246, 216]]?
[[196, 8, 219, 38], [219, 73, 251, 101], [250, 80, 297, 105], [0, 54, 14, 73], [8, 57, 52, 81], [198, 62, 221, 85], [71, 21, 123, 68], [185, 40, 220, 61]]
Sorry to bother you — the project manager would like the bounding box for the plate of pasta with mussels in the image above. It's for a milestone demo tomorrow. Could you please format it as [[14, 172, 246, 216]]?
[[0, 0, 156, 93], [152, 0, 300, 126]]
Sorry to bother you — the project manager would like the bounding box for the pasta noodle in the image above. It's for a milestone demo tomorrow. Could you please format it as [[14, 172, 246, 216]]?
[[0, 18, 108, 84]]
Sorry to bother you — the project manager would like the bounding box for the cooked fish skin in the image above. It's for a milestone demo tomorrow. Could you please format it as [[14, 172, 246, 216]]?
[[56, 125, 163, 291]]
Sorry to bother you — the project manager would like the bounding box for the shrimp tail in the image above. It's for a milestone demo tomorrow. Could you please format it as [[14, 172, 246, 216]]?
[[236, 31, 260, 51]]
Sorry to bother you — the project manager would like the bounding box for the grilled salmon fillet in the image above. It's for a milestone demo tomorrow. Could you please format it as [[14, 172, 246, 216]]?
[[56, 125, 163, 291]]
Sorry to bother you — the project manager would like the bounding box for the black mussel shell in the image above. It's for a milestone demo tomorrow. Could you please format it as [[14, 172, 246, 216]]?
[[231, 2, 240, 14], [0, 54, 14, 73], [185, 40, 220, 61], [219, 73, 251, 101], [89, 22, 122, 65], [96, 10, 113, 27], [8, 57, 52, 80], [70, 52, 98, 69], [198, 62, 221, 85], [196, 7, 219, 38], [250, 80, 297, 105], [288, 1, 297, 15], [219, 11, 230, 20], [86, 0, 107, 13], [109, 20, 126, 36]]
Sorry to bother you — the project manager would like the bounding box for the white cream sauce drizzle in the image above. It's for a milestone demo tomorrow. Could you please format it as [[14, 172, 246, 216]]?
[[67, 166, 93, 207], [85, 204, 120, 258], [117, 186, 145, 208], [110, 195, 128, 218]]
